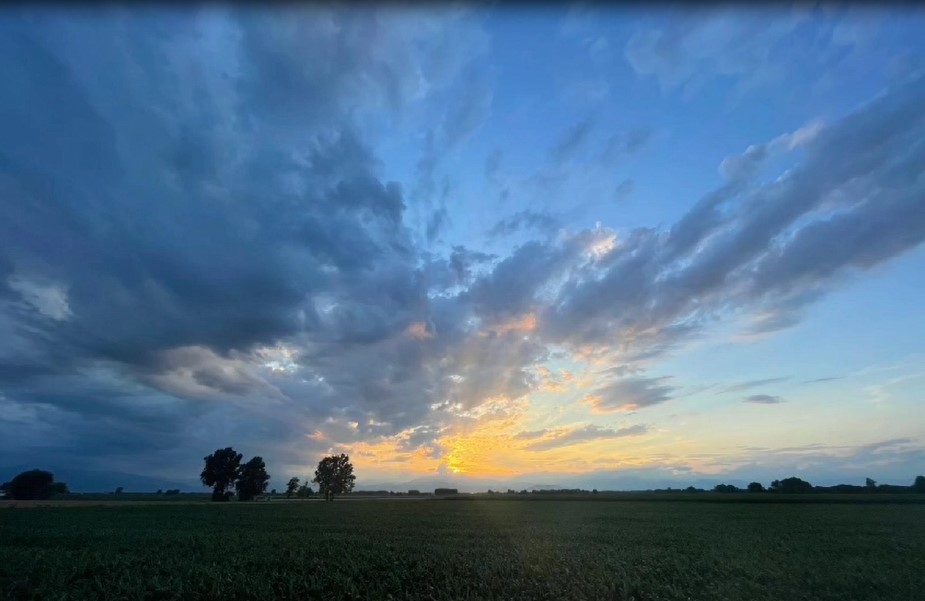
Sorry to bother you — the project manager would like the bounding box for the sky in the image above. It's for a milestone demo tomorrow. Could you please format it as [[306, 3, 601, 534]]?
[[1, 3, 924, 492]]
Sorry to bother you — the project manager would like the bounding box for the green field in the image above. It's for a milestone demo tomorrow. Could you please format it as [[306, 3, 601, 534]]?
[[2, 498, 924, 600]]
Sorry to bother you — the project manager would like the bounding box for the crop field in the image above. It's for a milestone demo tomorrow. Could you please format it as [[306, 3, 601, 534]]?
[[2, 498, 924, 601]]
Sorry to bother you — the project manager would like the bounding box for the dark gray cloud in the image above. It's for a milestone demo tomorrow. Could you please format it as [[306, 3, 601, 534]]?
[[464, 238, 583, 321], [449, 246, 496, 286], [0, 8, 512, 481], [744, 394, 785, 404]]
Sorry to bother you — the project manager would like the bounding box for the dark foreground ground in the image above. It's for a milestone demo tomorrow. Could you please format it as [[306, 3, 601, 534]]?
[[2, 498, 924, 600]]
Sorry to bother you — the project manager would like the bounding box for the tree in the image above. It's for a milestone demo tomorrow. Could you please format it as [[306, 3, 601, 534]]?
[[52, 482, 69, 495], [713, 483, 739, 493], [7, 470, 56, 500], [914, 475, 925, 493], [865, 477, 877, 489], [114, 486, 124, 495], [286, 477, 300, 498], [747, 482, 765, 492], [769, 476, 813, 493], [201, 447, 243, 501], [236, 456, 270, 501], [313, 454, 355, 501]]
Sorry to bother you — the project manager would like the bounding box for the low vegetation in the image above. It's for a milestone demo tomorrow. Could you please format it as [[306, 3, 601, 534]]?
[[2, 499, 923, 600]]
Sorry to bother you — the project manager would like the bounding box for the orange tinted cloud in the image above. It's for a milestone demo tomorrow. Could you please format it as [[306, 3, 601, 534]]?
[[582, 393, 637, 413], [339, 392, 651, 478], [534, 366, 574, 393], [405, 321, 434, 340], [480, 312, 538, 337]]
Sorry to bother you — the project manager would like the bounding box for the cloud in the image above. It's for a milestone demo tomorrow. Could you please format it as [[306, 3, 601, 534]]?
[[561, 79, 611, 105], [717, 377, 789, 394], [0, 7, 517, 476], [583, 377, 675, 413], [624, 7, 925, 108], [599, 127, 654, 165], [448, 246, 496, 286], [802, 376, 843, 384], [538, 75, 925, 356], [623, 8, 809, 98], [744, 394, 785, 404], [614, 179, 635, 202], [2, 8, 925, 488], [553, 118, 596, 163], [487, 210, 560, 239], [426, 206, 450, 242], [518, 423, 648, 452], [442, 72, 494, 151], [484, 149, 503, 184], [6, 275, 72, 321]]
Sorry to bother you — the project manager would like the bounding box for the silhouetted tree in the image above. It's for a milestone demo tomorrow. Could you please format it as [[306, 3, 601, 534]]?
[[747, 482, 765, 492], [286, 477, 300, 498], [914, 475, 925, 493], [236, 456, 270, 501], [770, 476, 813, 493], [52, 482, 69, 495], [7, 470, 56, 500], [713, 483, 739, 493], [296, 482, 313, 498], [114, 486, 124, 495], [865, 477, 877, 489], [313, 454, 355, 501], [201, 447, 243, 501]]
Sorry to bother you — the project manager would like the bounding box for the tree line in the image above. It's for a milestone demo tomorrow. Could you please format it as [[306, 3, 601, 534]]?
[[199, 447, 355, 502], [1, 450, 356, 501], [4, 467, 923, 500], [478, 476, 925, 496], [699, 475, 925, 494]]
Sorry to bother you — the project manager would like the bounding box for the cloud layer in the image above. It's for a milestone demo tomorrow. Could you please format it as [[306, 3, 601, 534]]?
[[1, 7, 924, 487]]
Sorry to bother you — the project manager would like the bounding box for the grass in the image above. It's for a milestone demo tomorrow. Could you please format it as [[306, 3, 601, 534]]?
[[2, 498, 923, 600]]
